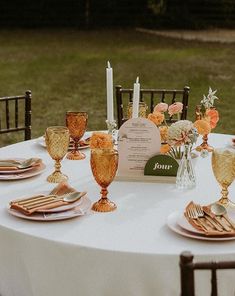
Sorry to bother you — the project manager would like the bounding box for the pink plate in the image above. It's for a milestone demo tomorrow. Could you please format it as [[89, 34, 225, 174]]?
[[167, 212, 235, 241], [0, 163, 46, 181], [8, 196, 91, 221]]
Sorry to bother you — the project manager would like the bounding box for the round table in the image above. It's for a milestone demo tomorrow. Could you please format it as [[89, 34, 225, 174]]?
[[0, 133, 234, 296]]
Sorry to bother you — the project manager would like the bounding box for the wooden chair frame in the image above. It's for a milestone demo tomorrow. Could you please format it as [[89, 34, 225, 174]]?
[[116, 85, 190, 128], [0, 90, 31, 141], [180, 251, 235, 296]]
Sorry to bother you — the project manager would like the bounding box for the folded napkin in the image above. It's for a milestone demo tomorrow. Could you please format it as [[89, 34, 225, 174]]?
[[10, 182, 79, 215], [0, 158, 42, 171]]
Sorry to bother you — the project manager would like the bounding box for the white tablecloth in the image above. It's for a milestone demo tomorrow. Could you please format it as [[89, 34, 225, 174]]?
[[0, 133, 234, 296]]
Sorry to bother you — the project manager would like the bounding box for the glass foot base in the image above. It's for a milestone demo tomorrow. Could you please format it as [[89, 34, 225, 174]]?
[[92, 198, 117, 212], [47, 171, 68, 183], [67, 150, 85, 160], [196, 143, 214, 152]]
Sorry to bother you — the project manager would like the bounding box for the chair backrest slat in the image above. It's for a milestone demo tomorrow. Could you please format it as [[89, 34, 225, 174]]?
[[180, 251, 235, 296], [116, 85, 190, 128], [0, 90, 32, 141], [15, 98, 18, 128]]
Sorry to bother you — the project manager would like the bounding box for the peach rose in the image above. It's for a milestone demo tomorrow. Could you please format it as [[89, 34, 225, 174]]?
[[159, 125, 168, 143], [194, 119, 211, 135], [90, 132, 113, 149], [154, 102, 168, 113], [205, 108, 219, 129], [147, 112, 164, 126], [160, 144, 171, 154], [168, 102, 183, 116]]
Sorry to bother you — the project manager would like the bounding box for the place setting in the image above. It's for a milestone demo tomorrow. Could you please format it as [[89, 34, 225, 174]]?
[[167, 146, 235, 241], [7, 182, 91, 221], [0, 157, 46, 180]]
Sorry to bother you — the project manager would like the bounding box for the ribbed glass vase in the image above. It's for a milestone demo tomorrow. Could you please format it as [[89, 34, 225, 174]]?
[[176, 144, 196, 189]]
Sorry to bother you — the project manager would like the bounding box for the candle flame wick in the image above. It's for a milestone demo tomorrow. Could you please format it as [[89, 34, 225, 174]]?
[[136, 76, 139, 83], [107, 61, 111, 68]]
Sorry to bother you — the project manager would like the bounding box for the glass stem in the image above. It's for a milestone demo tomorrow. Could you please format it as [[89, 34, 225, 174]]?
[[100, 187, 108, 200], [55, 160, 61, 173], [219, 185, 229, 205]]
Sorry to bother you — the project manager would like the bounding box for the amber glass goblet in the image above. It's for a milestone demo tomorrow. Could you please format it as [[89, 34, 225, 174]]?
[[66, 111, 88, 160], [212, 148, 235, 206], [90, 148, 118, 212], [45, 126, 70, 183]]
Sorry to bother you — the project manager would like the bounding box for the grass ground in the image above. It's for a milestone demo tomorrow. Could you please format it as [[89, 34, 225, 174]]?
[[0, 29, 234, 146]]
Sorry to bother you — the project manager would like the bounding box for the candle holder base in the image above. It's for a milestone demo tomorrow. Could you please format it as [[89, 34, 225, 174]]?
[[106, 120, 117, 136]]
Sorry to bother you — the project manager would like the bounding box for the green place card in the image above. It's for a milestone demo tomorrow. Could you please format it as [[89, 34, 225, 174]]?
[[144, 154, 179, 177]]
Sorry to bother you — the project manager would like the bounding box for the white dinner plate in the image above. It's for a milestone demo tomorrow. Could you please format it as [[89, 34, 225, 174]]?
[[8, 196, 91, 221], [36, 194, 85, 213], [167, 211, 235, 241], [36, 137, 89, 150], [0, 163, 46, 181]]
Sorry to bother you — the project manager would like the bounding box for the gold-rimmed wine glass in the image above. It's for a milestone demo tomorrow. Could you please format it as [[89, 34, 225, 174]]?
[[66, 111, 88, 160], [212, 148, 235, 206], [90, 148, 118, 212], [45, 126, 70, 183]]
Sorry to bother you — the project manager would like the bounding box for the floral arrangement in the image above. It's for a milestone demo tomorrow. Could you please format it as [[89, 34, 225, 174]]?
[[90, 132, 113, 149], [160, 120, 198, 159], [195, 87, 220, 132], [147, 101, 184, 127]]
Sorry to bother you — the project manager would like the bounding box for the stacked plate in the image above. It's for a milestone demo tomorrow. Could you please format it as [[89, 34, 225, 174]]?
[[8, 192, 91, 221], [167, 211, 235, 241], [0, 158, 46, 180], [36, 136, 90, 150]]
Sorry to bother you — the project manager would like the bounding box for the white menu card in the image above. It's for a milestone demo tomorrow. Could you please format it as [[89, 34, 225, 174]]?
[[117, 118, 161, 178]]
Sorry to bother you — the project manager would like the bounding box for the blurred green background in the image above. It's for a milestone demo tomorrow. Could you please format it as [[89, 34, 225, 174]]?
[[0, 29, 234, 146]]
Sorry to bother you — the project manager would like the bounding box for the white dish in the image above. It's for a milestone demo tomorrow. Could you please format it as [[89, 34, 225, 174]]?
[[167, 211, 235, 241], [8, 196, 91, 221], [0, 158, 37, 174], [36, 137, 89, 150], [36, 194, 85, 213], [0, 163, 46, 181]]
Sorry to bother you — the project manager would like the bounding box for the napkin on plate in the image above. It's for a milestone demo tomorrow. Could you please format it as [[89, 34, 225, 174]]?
[[0, 158, 42, 171], [10, 182, 81, 215]]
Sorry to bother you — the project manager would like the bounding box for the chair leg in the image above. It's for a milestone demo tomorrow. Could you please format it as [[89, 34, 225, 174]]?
[[180, 251, 195, 296]]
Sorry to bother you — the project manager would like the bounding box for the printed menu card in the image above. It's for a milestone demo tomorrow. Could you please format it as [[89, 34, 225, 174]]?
[[117, 118, 161, 178]]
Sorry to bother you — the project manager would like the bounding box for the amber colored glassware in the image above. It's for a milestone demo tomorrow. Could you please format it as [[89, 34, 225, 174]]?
[[45, 126, 70, 183], [90, 148, 118, 212], [66, 111, 88, 160], [212, 148, 235, 206], [127, 101, 148, 119]]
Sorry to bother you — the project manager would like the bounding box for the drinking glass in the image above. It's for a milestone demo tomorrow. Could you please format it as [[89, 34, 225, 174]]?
[[90, 148, 118, 212], [66, 111, 88, 160], [212, 148, 235, 206], [45, 126, 70, 183]]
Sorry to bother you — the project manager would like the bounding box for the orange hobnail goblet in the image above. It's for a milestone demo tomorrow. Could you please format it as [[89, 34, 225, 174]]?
[[90, 148, 118, 212], [66, 111, 88, 160], [45, 126, 70, 183]]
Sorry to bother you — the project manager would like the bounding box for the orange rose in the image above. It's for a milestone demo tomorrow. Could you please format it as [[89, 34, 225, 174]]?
[[160, 144, 171, 154], [194, 119, 211, 135], [159, 125, 168, 143], [205, 108, 219, 129], [147, 111, 164, 126], [90, 132, 113, 149]]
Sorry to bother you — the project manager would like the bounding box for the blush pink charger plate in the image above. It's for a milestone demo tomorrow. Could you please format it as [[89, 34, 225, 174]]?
[[8, 195, 92, 221], [0, 160, 46, 180], [167, 211, 235, 241]]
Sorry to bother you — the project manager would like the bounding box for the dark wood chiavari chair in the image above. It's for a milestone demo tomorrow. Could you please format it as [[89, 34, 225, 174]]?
[[0, 90, 32, 141], [180, 251, 235, 296], [115, 85, 190, 128]]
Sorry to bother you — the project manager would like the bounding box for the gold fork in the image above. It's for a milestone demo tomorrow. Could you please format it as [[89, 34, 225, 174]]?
[[186, 208, 209, 232], [194, 203, 225, 232]]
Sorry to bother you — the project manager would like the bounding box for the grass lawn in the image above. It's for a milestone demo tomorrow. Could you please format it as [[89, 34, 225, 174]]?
[[0, 28, 234, 146]]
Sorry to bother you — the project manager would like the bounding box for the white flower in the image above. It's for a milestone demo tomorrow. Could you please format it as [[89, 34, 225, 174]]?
[[201, 87, 218, 108], [168, 120, 198, 146]]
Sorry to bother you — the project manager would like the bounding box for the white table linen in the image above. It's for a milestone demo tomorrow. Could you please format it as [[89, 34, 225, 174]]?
[[0, 133, 234, 296]]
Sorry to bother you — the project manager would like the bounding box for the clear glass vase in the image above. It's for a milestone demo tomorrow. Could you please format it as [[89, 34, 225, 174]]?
[[176, 144, 196, 189]]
